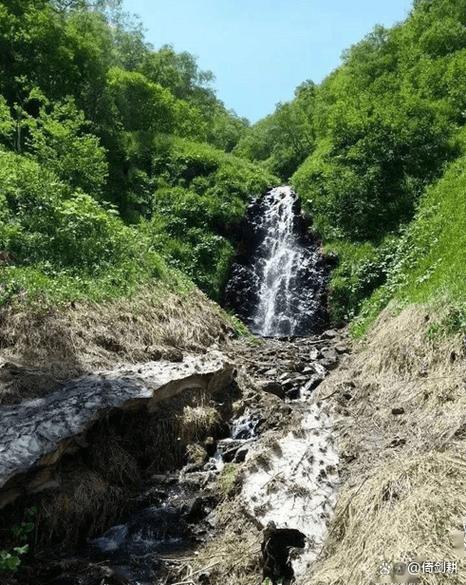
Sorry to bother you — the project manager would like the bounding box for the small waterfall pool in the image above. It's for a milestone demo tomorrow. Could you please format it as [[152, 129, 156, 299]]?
[[224, 186, 328, 338]]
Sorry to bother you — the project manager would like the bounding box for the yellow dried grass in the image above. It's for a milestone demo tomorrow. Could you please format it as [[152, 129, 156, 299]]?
[[310, 305, 466, 584], [0, 284, 231, 403]]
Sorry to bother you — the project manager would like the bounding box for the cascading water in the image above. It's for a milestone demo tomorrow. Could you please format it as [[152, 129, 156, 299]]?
[[252, 187, 309, 336], [224, 186, 328, 337]]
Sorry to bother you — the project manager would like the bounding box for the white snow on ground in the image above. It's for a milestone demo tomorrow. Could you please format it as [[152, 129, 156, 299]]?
[[241, 404, 339, 581]]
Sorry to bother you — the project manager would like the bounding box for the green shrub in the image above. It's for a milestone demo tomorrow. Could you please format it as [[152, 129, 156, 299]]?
[[146, 137, 277, 299], [0, 152, 135, 273], [0, 151, 169, 305], [0, 507, 36, 574], [324, 238, 398, 322], [27, 98, 108, 195], [353, 154, 466, 335]]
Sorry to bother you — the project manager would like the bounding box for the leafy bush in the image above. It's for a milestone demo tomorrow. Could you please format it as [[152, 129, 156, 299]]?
[[324, 238, 398, 322], [145, 138, 277, 298], [0, 153, 132, 272], [0, 151, 168, 304], [0, 507, 36, 574], [27, 98, 108, 195], [293, 97, 453, 241]]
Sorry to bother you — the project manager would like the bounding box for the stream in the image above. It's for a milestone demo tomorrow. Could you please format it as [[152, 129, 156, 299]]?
[[50, 331, 346, 585]]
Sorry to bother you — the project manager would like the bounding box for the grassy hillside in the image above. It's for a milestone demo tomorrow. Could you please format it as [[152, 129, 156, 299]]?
[[354, 151, 466, 335], [0, 0, 276, 313]]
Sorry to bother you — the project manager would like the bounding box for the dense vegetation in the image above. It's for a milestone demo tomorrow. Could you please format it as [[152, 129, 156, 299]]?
[[0, 0, 275, 307], [1, 0, 464, 334], [236, 0, 466, 327]]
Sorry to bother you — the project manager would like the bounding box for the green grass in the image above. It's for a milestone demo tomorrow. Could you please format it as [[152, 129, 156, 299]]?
[[218, 463, 241, 497], [0, 257, 192, 310], [352, 154, 466, 336], [323, 237, 398, 323]]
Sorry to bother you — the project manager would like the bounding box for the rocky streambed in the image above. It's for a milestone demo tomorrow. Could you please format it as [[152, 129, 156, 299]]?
[[0, 328, 349, 585]]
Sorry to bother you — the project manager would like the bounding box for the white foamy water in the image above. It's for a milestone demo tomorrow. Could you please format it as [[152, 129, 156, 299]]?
[[251, 186, 309, 337]]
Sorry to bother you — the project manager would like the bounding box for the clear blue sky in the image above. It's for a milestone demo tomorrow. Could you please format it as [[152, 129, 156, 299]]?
[[122, 0, 413, 122]]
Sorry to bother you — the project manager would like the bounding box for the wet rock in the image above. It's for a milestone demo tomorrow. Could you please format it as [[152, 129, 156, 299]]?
[[180, 471, 215, 490], [260, 381, 285, 399], [391, 407, 405, 416], [182, 462, 205, 474], [203, 436, 216, 457], [321, 348, 338, 362], [234, 446, 249, 463], [322, 329, 339, 340], [184, 495, 218, 523], [292, 361, 306, 373], [203, 459, 220, 472], [313, 363, 327, 377], [302, 376, 324, 393], [285, 387, 300, 400], [132, 487, 168, 508], [335, 343, 350, 354], [320, 358, 338, 371], [291, 374, 309, 384], [216, 439, 248, 463], [149, 473, 179, 486], [261, 523, 306, 585]]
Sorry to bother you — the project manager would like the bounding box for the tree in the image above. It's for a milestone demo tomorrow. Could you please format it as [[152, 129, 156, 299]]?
[[27, 98, 108, 195]]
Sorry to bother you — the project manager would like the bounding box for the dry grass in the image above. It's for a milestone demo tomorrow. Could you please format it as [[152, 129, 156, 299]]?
[[0, 284, 232, 403], [181, 405, 222, 441], [186, 443, 208, 466], [88, 429, 141, 486], [194, 499, 262, 585], [127, 397, 224, 472], [309, 305, 466, 584], [39, 470, 126, 546]]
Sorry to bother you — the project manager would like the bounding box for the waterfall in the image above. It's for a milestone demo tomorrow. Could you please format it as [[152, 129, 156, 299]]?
[[252, 186, 305, 336], [224, 186, 328, 337]]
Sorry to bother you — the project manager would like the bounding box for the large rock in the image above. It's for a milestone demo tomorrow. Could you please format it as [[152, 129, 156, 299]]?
[[0, 353, 233, 508]]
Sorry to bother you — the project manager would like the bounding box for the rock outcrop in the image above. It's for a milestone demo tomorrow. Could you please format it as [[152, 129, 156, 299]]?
[[223, 187, 329, 336]]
